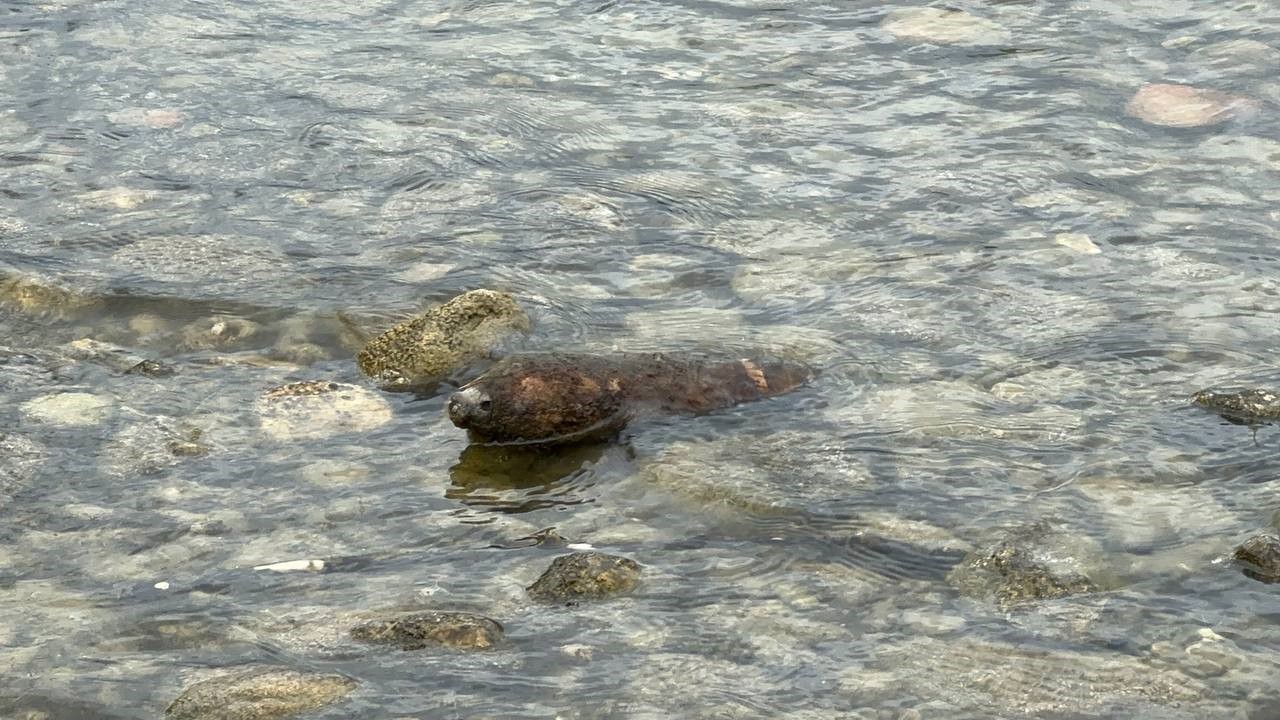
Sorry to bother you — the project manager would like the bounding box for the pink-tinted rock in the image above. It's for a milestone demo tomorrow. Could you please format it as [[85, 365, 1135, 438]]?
[[143, 109, 186, 129], [1126, 83, 1261, 128], [107, 107, 187, 129]]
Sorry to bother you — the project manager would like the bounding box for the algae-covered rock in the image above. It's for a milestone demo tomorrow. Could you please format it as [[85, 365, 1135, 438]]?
[[948, 521, 1100, 606], [526, 551, 641, 603], [165, 667, 356, 720], [356, 289, 530, 391], [1192, 388, 1280, 425], [1233, 533, 1280, 583], [350, 611, 503, 651]]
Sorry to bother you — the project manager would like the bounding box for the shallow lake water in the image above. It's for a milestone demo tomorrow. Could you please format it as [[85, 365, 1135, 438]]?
[[3, 0, 1280, 717]]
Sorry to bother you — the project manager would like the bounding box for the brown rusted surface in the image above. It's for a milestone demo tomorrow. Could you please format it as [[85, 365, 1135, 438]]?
[[447, 352, 812, 444]]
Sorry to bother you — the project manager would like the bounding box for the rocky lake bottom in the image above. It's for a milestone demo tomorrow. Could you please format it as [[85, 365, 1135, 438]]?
[[3, 0, 1280, 718]]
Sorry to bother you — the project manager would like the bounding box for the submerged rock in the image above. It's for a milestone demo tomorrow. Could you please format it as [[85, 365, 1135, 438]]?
[[350, 611, 504, 651], [1233, 533, 1280, 583], [179, 316, 261, 352], [165, 667, 356, 720], [65, 338, 176, 377], [0, 274, 100, 318], [255, 380, 393, 441], [101, 419, 210, 477], [0, 433, 46, 503], [880, 7, 1011, 46], [527, 551, 641, 603], [356, 289, 530, 391], [948, 521, 1100, 606], [448, 352, 812, 445], [1191, 388, 1280, 425], [1126, 83, 1261, 129], [21, 392, 113, 427]]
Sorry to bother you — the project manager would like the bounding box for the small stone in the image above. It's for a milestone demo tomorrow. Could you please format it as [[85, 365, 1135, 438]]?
[[130, 359, 178, 377], [1126, 83, 1261, 129], [350, 611, 503, 651], [155, 581, 171, 590], [166, 667, 356, 720], [21, 392, 112, 427], [256, 381, 393, 441], [526, 551, 642, 603], [881, 7, 1011, 46], [1054, 232, 1101, 255], [1234, 533, 1280, 583]]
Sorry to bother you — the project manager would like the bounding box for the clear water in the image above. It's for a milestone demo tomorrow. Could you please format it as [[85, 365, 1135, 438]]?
[[3, 0, 1280, 717]]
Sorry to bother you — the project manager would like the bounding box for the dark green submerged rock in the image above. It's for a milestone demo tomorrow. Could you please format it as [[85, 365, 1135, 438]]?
[[166, 667, 355, 720], [350, 611, 503, 651], [527, 551, 642, 603]]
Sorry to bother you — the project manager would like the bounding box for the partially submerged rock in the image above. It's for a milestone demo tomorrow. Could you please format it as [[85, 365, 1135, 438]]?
[[1126, 83, 1261, 129], [527, 551, 641, 603], [166, 667, 356, 720], [948, 521, 1100, 606], [448, 352, 812, 445], [1233, 533, 1280, 583], [356, 289, 530, 391], [1192, 388, 1280, 425], [350, 611, 504, 651]]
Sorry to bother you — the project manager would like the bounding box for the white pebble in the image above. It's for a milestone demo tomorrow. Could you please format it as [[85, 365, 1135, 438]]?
[[1055, 232, 1102, 255], [254, 559, 326, 573], [566, 543, 595, 551]]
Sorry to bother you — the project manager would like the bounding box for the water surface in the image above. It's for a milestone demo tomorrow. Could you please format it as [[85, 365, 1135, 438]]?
[[3, 0, 1280, 717]]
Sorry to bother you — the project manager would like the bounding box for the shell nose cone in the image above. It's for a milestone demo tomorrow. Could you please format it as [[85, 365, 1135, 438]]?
[[447, 387, 489, 427]]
